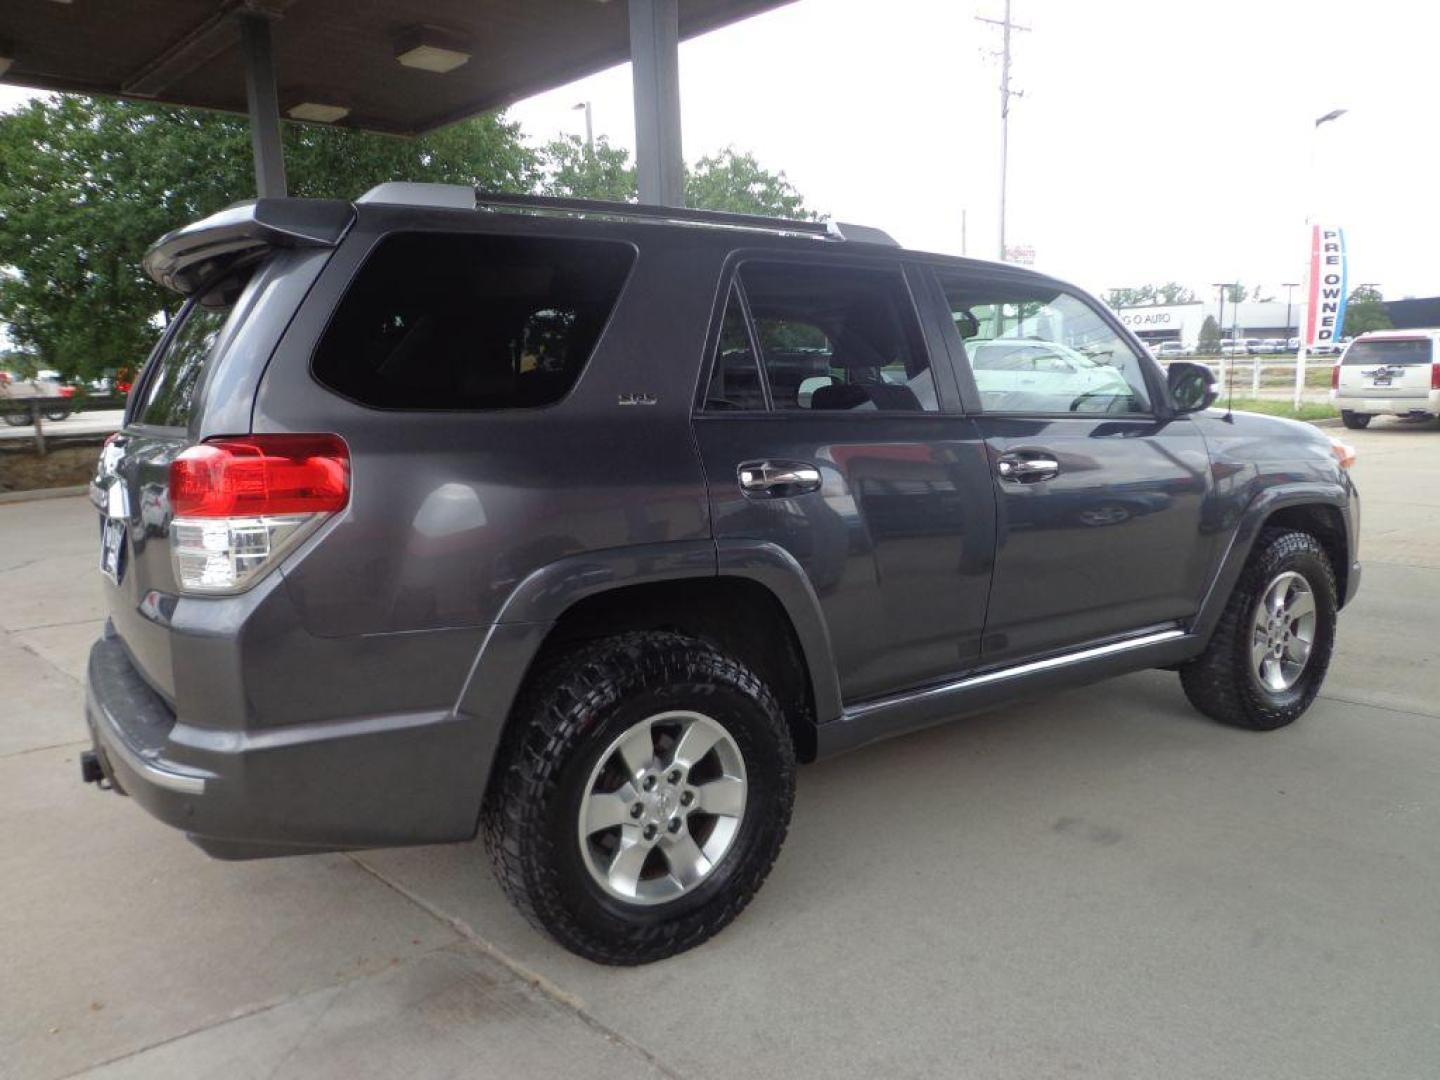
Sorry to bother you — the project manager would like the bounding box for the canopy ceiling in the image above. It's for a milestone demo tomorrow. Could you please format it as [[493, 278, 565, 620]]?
[[0, 0, 790, 136]]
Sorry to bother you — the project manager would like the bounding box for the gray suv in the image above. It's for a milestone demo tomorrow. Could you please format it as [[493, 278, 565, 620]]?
[[82, 184, 1361, 964]]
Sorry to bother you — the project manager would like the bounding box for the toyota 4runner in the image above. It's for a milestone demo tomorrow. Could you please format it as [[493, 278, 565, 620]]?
[[82, 184, 1361, 963]]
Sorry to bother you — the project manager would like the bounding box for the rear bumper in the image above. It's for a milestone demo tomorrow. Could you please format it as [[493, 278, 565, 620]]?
[[1331, 388, 1440, 417], [83, 625, 492, 858]]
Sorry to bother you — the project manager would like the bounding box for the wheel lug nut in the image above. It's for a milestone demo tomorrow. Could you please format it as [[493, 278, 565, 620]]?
[[643, 824, 657, 840], [668, 769, 682, 784], [630, 803, 643, 819], [680, 791, 694, 807], [642, 775, 656, 791], [667, 817, 682, 833]]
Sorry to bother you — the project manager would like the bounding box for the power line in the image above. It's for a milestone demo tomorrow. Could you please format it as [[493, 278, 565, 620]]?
[[976, 0, 1029, 261]]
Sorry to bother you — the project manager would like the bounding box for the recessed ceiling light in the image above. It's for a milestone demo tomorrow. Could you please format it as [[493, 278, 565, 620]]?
[[288, 101, 350, 123], [395, 25, 471, 74]]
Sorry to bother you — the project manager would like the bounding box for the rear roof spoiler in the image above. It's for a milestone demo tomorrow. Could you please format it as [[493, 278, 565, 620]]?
[[143, 198, 355, 295]]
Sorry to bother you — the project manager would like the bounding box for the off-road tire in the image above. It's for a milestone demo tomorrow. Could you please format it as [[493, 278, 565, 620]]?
[[1341, 410, 1371, 430], [1180, 528, 1337, 730], [482, 631, 796, 965]]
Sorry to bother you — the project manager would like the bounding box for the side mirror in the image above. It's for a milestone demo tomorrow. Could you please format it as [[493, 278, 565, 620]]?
[[1167, 361, 1218, 414]]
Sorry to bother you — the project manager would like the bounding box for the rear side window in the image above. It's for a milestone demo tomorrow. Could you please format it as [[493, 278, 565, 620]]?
[[706, 261, 937, 412], [1343, 339, 1432, 366], [133, 303, 231, 428], [314, 232, 634, 410]]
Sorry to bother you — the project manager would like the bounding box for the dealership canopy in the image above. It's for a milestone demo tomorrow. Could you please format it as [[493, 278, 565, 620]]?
[[0, 0, 791, 204]]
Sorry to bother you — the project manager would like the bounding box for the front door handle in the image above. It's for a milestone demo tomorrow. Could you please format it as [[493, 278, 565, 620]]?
[[737, 460, 822, 498], [997, 454, 1060, 483]]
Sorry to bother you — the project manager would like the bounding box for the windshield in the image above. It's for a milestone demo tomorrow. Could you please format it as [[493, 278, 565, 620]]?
[[1343, 339, 1433, 366]]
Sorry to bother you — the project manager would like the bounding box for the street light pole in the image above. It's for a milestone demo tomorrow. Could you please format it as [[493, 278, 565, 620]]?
[[572, 100, 594, 152], [1294, 108, 1348, 410]]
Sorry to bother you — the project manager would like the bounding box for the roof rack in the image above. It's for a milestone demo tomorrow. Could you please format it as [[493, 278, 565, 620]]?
[[355, 184, 898, 246], [473, 191, 898, 246]]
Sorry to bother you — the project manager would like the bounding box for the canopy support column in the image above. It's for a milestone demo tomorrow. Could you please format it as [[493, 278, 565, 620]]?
[[629, 0, 684, 207], [239, 13, 287, 198]]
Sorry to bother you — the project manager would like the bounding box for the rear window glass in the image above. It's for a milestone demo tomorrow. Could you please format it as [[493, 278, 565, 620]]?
[[132, 303, 231, 428], [1343, 339, 1433, 366], [313, 232, 634, 410]]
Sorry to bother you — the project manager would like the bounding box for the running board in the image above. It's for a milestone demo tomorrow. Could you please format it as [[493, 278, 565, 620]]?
[[816, 628, 1194, 759]]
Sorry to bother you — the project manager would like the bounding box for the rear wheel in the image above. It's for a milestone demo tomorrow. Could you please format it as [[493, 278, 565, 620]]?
[[2, 408, 31, 427], [1179, 529, 1337, 730], [1340, 410, 1371, 429], [482, 630, 796, 964]]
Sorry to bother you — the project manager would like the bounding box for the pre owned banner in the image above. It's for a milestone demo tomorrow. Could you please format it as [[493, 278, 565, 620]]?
[[1305, 225, 1348, 345]]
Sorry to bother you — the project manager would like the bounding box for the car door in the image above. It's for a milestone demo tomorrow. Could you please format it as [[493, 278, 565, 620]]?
[[927, 264, 1215, 665], [692, 255, 996, 704]]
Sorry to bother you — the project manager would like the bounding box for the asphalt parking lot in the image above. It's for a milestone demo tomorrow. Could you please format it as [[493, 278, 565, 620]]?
[[3, 418, 1437, 1080]]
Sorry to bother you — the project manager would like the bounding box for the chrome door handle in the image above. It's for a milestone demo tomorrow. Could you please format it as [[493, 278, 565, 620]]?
[[737, 460, 822, 498], [997, 455, 1060, 483]]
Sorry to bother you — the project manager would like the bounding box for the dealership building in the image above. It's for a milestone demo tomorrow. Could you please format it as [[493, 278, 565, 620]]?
[[1113, 301, 1300, 348]]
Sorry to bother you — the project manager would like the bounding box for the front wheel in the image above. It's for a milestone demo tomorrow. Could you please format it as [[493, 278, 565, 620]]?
[[482, 631, 796, 964], [1341, 410, 1371, 429], [1180, 529, 1337, 730], [2, 409, 30, 427]]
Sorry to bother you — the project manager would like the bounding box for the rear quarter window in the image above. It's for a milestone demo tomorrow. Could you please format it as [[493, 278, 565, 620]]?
[[313, 232, 635, 410], [131, 303, 231, 428]]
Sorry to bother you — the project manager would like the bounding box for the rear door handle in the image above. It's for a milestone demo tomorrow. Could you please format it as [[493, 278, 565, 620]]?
[[997, 454, 1060, 483], [737, 460, 822, 498]]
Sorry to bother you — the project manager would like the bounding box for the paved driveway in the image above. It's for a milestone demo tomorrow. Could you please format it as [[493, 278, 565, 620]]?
[[3, 418, 1437, 1080]]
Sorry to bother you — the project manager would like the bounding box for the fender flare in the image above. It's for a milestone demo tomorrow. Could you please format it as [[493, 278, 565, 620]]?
[[1190, 482, 1352, 644], [454, 537, 842, 775]]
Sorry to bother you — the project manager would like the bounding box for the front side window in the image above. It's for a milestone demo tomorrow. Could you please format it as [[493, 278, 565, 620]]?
[[937, 273, 1151, 415], [704, 261, 937, 413], [314, 232, 634, 410]]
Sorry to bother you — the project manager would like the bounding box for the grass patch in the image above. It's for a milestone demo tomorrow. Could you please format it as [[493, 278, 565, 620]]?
[[1220, 398, 1339, 421]]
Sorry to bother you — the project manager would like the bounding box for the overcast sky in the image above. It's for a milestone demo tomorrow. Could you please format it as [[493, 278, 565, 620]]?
[[3, 0, 1437, 302]]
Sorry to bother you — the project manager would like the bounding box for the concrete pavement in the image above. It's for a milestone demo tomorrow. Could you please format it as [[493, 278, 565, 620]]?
[[2, 417, 1437, 1080]]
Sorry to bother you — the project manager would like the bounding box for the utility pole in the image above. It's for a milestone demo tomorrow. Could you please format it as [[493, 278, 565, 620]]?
[[1281, 282, 1300, 341], [977, 1, 1029, 261]]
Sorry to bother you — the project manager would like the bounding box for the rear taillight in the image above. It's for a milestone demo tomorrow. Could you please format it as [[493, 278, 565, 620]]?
[[168, 434, 349, 594], [1432, 363, 1440, 390], [1331, 364, 1340, 390]]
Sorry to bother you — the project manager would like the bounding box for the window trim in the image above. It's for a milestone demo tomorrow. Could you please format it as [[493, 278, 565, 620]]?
[[922, 263, 1172, 421], [694, 252, 948, 419]]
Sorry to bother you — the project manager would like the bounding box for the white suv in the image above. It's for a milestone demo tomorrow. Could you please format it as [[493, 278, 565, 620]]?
[[1331, 329, 1440, 429]]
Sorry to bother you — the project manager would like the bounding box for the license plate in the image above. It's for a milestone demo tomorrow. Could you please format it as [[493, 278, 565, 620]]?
[[1371, 376, 1391, 387], [99, 517, 126, 586]]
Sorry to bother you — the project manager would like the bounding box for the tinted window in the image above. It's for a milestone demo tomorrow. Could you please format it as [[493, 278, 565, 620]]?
[[737, 262, 937, 412], [938, 274, 1151, 414], [314, 232, 634, 410], [704, 287, 767, 410], [134, 303, 231, 428], [1343, 339, 1432, 366]]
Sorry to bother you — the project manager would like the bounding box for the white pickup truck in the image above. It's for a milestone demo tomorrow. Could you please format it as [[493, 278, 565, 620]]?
[[0, 371, 76, 426]]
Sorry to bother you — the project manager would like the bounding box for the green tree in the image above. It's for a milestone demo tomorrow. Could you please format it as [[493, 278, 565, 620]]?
[[1198, 315, 1222, 354], [685, 148, 814, 219], [1156, 282, 1196, 305], [540, 133, 637, 202], [1224, 283, 1250, 304], [1103, 286, 1155, 309], [0, 96, 538, 381], [1344, 285, 1393, 336]]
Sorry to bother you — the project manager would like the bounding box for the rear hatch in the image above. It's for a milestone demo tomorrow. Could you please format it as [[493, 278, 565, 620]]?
[[1337, 336, 1435, 399], [91, 199, 352, 702]]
